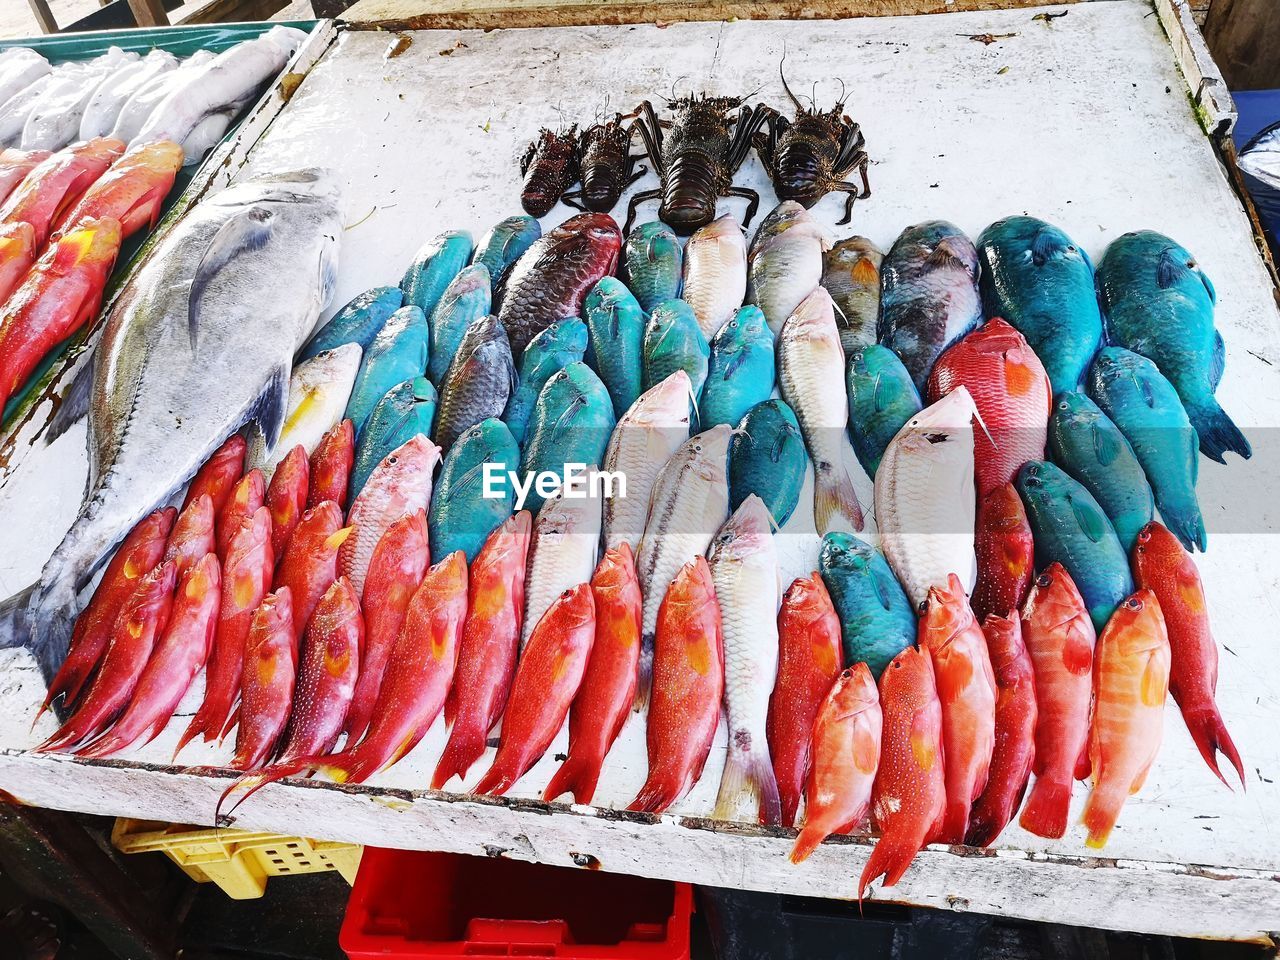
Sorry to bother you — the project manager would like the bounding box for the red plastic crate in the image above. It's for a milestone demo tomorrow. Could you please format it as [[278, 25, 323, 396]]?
[[340, 847, 693, 959]]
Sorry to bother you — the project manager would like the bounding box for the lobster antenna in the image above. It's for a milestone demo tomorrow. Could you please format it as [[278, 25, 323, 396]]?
[[779, 49, 806, 113], [668, 75, 690, 104], [836, 77, 848, 108]]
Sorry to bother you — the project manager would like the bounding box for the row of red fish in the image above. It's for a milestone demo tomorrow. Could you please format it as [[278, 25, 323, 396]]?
[[0, 139, 183, 416]]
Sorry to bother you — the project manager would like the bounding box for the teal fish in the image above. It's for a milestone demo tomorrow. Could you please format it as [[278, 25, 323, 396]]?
[[1048, 390, 1153, 552], [818, 532, 916, 679], [400, 230, 471, 316], [702, 305, 775, 429], [642, 299, 709, 413], [298, 286, 403, 362], [977, 216, 1102, 396], [473, 215, 541, 282], [584, 277, 646, 417], [728, 399, 807, 527], [429, 418, 521, 562], [1096, 229, 1248, 462], [622, 221, 682, 312], [518, 361, 616, 514], [427, 264, 491, 385], [344, 305, 428, 435], [1086, 347, 1205, 552], [845, 344, 922, 480], [349, 376, 437, 501], [1016, 459, 1134, 630], [503, 317, 589, 444]]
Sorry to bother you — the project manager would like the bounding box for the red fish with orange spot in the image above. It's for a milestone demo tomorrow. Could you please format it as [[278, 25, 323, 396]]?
[[273, 501, 351, 638], [971, 482, 1034, 623], [0, 221, 36, 307], [307, 420, 354, 511], [0, 138, 124, 247], [265, 444, 310, 559], [791, 663, 882, 863], [966, 613, 1037, 846], [0, 217, 122, 413], [0, 148, 52, 206], [229, 588, 298, 770], [628, 558, 724, 814], [184, 435, 247, 540], [926, 317, 1052, 498], [37, 561, 176, 752], [860, 646, 945, 899], [78, 554, 221, 758], [474, 583, 596, 796], [433, 512, 531, 790], [217, 469, 265, 559], [768, 573, 843, 827], [918, 573, 997, 843], [176, 506, 274, 754], [344, 510, 430, 744], [52, 140, 183, 241], [39, 507, 173, 718], [544, 544, 642, 804], [1082, 589, 1170, 847], [1018, 562, 1096, 838], [1132, 521, 1243, 787], [163, 494, 215, 583]]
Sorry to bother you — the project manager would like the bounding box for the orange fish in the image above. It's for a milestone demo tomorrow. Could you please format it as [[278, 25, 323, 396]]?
[[926, 318, 1052, 498], [273, 501, 351, 638], [544, 544, 642, 804], [0, 217, 122, 413], [230, 588, 298, 770], [0, 138, 124, 247], [966, 613, 1037, 846], [37, 562, 177, 753], [1018, 562, 1096, 839], [628, 558, 724, 814], [768, 573, 844, 827], [791, 663, 882, 863], [918, 573, 997, 843], [265, 444, 310, 559], [474, 583, 597, 796], [1082, 589, 1170, 847], [39, 507, 174, 718], [163, 493, 215, 583], [1132, 521, 1242, 787], [216, 469, 265, 559], [184, 435, 247, 540], [77, 554, 221, 759], [0, 148, 52, 206], [344, 510, 430, 744], [176, 506, 274, 754], [52, 140, 183, 241], [307, 419, 354, 511], [971, 482, 1034, 623], [0, 220, 36, 307], [433, 512, 532, 790], [860, 646, 945, 899]]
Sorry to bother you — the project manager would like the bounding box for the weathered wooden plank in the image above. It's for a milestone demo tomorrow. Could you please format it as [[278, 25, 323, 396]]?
[[127, 0, 171, 26], [24, 0, 59, 33], [1204, 0, 1280, 91]]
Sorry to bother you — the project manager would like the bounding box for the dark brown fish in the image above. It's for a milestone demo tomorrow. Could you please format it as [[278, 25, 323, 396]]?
[[434, 315, 517, 453]]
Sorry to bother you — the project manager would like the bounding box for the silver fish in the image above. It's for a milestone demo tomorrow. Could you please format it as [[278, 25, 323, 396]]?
[[2, 169, 342, 680], [776, 287, 864, 534], [522, 489, 601, 649], [0, 69, 60, 147], [23, 49, 137, 151], [601, 370, 692, 552], [682, 214, 747, 341], [79, 50, 177, 142], [747, 201, 831, 335], [822, 236, 882, 355], [435, 314, 517, 454], [111, 51, 215, 145], [0, 49, 50, 112], [633, 423, 732, 709], [708, 494, 782, 825]]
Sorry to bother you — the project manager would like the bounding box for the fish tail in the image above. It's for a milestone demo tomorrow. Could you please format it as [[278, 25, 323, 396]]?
[[174, 696, 234, 759], [543, 750, 603, 805], [6, 578, 79, 686], [858, 831, 925, 902], [1184, 705, 1246, 790], [791, 818, 832, 864], [1189, 400, 1251, 464], [964, 804, 1006, 849], [342, 697, 374, 746], [626, 773, 683, 814], [1159, 499, 1208, 553], [216, 758, 313, 820], [1081, 780, 1128, 848], [713, 736, 782, 826], [633, 642, 653, 713], [35, 699, 112, 754], [813, 461, 864, 534], [40, 651, 96, 724], [470, 748, 526, 797], [937, 800, 973, 845], [1018, 774, 1072, 839], [431, 719, 489, 790]]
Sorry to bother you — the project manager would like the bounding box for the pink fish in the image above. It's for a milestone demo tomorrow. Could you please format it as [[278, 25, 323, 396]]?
[[0, 138, 124, 247], [0, 220, 36, 307], [229, 588, 298, 770], [163, 493, 215, 583], [52, 140, 183, 241]]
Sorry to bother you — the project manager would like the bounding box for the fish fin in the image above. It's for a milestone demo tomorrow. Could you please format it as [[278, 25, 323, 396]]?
[[45, 356, 95, 446], [17, 578, 78, 687], [1029, 227, 1061, 267], [1067, 494, 1108, 544], [189, 206, 275, 352], [0, 583, 34, 652], [253, 364, 292, 458], [851, 256, 879, 286], [1199, 268, 1216, 305], [1075, 743, 1092, 781], [1183, 705, 1246, 790], [431, 718, 489, 790], [1090, 421, 1122, 467], [1162, 502, 1208, 553], [627, 772, 682, 814], [1081, 781, 1125, 848], [543, 750, 604, 805], [1211, 331, 1226, 391], [858, 831, 925, 902], [721, 346, 750, 381], [1156, 249, 1184, 289], [791, 817, 836, 864], [713, 736, 783, 825], [471, 751, 525, 797], [927, 238, 968, 270], [1189, 396, 1250, 464], [813, 461, 865, 534], [633, 641, 653, 713], [1018, 774, 1071, 839]]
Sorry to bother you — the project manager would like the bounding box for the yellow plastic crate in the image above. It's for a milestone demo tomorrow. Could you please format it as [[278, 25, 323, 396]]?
[[111, 818, 362, 900]]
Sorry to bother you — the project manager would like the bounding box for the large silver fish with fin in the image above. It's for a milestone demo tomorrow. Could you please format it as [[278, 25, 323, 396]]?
[[2, 168, 341, 681]]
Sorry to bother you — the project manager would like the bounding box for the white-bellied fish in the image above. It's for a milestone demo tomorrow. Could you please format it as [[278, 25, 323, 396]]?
[[747, 201, 831, 335], [682, 214, 747, 340]]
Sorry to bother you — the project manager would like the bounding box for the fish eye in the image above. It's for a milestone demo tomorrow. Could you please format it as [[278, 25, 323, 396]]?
[[1036, 573, 1051, 587], [1058, 400, 1070, 411], [693, 443, 703, 453], [388, 456, 398, 465]]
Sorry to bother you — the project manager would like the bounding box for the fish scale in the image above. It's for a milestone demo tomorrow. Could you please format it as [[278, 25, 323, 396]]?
[[682, 214, 747, 340], [522, 491, 601, 649], [747, 201, 831, 335], [435, 315, 517, 453]]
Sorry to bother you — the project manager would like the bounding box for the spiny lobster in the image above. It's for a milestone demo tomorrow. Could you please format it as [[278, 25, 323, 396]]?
[[562, 112, 647, 214]]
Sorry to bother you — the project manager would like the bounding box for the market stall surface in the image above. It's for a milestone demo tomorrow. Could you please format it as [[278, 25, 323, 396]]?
[[1, 0, 1278, 941]]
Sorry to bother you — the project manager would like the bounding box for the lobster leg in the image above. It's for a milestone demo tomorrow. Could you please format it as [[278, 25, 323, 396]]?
[[725, 186, 762, 229], [629, 115, 665, 179], [640, 100, 666, 160], [625, 188, 663, 234], [831, 181, 865, 226], [727, 105, 769, 172], [561, 188, 587, 211]]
